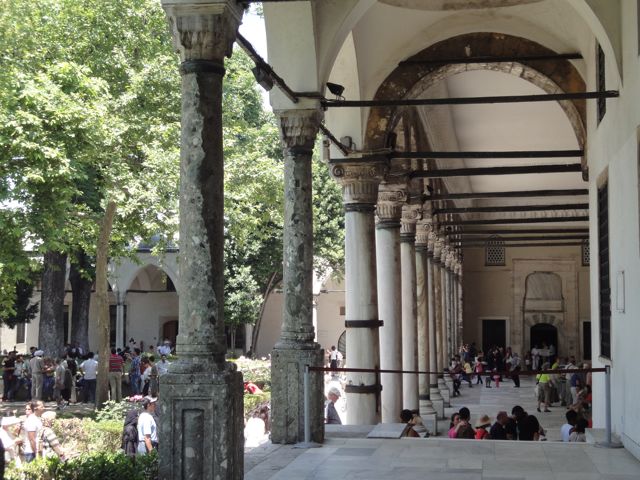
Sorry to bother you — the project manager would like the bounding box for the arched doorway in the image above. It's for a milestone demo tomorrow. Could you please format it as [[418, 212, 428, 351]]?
[[530, 323, 557, 352]]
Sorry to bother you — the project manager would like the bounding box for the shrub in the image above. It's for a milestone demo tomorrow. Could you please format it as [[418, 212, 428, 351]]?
[[6, 451, 158, 480]]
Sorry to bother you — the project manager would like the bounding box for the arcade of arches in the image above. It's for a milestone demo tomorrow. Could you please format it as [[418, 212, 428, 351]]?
[[151, 1, 640, 478]]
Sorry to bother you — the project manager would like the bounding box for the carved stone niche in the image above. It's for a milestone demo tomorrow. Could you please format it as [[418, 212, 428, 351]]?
[[524, 272, 564, 312]]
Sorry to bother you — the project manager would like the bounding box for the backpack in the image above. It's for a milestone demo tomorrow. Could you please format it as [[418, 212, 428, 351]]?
[[121, 410, 139, 457]]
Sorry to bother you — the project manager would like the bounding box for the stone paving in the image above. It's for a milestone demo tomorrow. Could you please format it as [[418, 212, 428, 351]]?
[[245, 375, 640, 479]]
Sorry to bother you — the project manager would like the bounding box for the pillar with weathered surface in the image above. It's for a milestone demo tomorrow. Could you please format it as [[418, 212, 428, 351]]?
[[159, 2, 244, 478], [376, 183, 406, 422], [441, 245, 454, 395], [332, 161, 386, 424], [426, 217, 444, 418], [456, 259, 464, 350], [400, 204, 420, 412], [433, 238, 450, 404], [271, 109, 325, 444], [415, 220, 437, 421]]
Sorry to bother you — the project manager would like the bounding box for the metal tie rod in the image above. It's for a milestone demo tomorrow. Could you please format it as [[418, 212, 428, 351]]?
[[322, 90, 619, 108], [411, 163, 582, 178]]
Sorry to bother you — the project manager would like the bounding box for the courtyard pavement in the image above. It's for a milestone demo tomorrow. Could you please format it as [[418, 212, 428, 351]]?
[[245, 375, 640, 479]]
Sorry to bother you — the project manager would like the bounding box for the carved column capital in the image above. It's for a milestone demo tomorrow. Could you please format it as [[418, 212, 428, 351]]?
[[376, 183, 407, 227], [275, 109, 323, 154], [331, 160, 388, 209], [162, 1, 245, 63], [400, 204, 422, 239], [433, 236, 444, 262]]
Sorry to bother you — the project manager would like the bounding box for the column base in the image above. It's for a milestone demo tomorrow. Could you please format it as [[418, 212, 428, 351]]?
[[419, 395, 436, 416], [159, 361, 243, 480], [271, 345, 324, 444], [430, 386, 445, 419], [438, 377, 451, 406]]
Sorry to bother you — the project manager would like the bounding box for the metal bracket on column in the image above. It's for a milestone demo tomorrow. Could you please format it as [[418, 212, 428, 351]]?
[[419, 394, 431, 400], [179, 60, 226, 76], [345, 384, 383, 394], [345, 320, 384, 328]]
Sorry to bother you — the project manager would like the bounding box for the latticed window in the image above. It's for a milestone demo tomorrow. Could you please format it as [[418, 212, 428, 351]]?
[[582, 239, 590, 266], [485, 236, 505, 266], [597, 43, 606, 124], [598, 182, 611, 359]]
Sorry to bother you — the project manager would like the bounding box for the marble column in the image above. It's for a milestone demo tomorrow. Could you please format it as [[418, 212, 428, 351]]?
[[433, 238, 450, 404], [441, 247, 454, 395], [159, 2, 244, 478], [331, 161, 386, 425], [400, 205, 419, 413], [375, 183, 405, 423], [271, 109, 325, 444], [426, 221, 444, 418], [115, 292, 125, 350], [457, 260, 464, 349], [415, 220, 437, 422]]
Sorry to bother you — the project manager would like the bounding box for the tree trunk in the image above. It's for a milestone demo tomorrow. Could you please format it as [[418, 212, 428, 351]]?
[[248, 271, 280, 357], [38, 251, 67, 357], [69, 251, 93, 352], [96, 201, 117, 408]]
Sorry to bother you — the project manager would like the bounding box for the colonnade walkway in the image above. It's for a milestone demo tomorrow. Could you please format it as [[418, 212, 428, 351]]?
[[245, 376, 640, 479]]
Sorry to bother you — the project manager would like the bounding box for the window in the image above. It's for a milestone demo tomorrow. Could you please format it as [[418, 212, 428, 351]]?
[[597, 44, 606, 124], [598, 182, 611, 359], [485, 235, 505, 266], [339, 306, 346, 316], [16, 322, 26, 344], [582, 239, 590, 266]]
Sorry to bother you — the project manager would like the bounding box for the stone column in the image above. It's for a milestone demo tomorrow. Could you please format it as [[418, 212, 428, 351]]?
[[441, 246, 454, 396], [433, 238, 450, 404], [332, 161, 386, 424], [415, 220, 437, 422], [375, 183, 405, 423], [457, 260, 464, 349], [115, 292, 125, 350], [400, 205, 419, 413], [159, 2, 244, 478], [426, 217, 444, 418], [271, 109, 325, 444]]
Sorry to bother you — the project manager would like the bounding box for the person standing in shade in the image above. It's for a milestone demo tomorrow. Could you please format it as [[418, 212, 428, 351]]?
[[329, 346, 340, 371], [510, 352, 521, 388], [129, 348, 142, 395], [137, 396, 158, 454], [80, 352, 98, 404], [325, 387, 342, 425], [108, 348, 124, 402], [29, 351, 44, 401]]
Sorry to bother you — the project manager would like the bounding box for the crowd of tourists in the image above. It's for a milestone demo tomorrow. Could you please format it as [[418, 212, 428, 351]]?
[[0, 340, 174, 467], [1, 341, 173, 406], [449, 343, 592, 409]]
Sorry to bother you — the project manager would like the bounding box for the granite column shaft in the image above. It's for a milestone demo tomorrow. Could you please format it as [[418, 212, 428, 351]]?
[[271, 109, 324, 444], [159, 3, 245, 478]]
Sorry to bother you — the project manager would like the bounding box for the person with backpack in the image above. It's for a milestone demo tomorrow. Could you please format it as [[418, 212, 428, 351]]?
[[121, 409, 139, 457]]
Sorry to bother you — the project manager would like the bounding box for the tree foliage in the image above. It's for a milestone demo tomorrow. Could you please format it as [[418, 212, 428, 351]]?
[[0, 0, 346, 346]]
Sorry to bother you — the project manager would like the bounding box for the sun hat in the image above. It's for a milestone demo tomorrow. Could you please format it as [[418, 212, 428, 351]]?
[[1, 416, 21, 427], [475, 414, 492, 427]]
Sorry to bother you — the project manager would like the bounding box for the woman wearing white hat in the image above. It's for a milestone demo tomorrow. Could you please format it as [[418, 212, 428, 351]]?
[[0, 416, 23, 466]]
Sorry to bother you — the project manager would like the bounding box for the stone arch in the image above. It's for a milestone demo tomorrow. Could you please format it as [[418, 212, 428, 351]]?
[[364, 33, 587, 165], [110, 253, 180, 295]]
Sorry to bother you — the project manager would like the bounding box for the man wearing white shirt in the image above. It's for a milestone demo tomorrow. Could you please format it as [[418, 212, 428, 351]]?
[[22, 401, 44, 462], [561, 410, 578, 441], [80, 352, 98, 404], [137, 396, 158, 454], [157, 340, 172, 357]]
